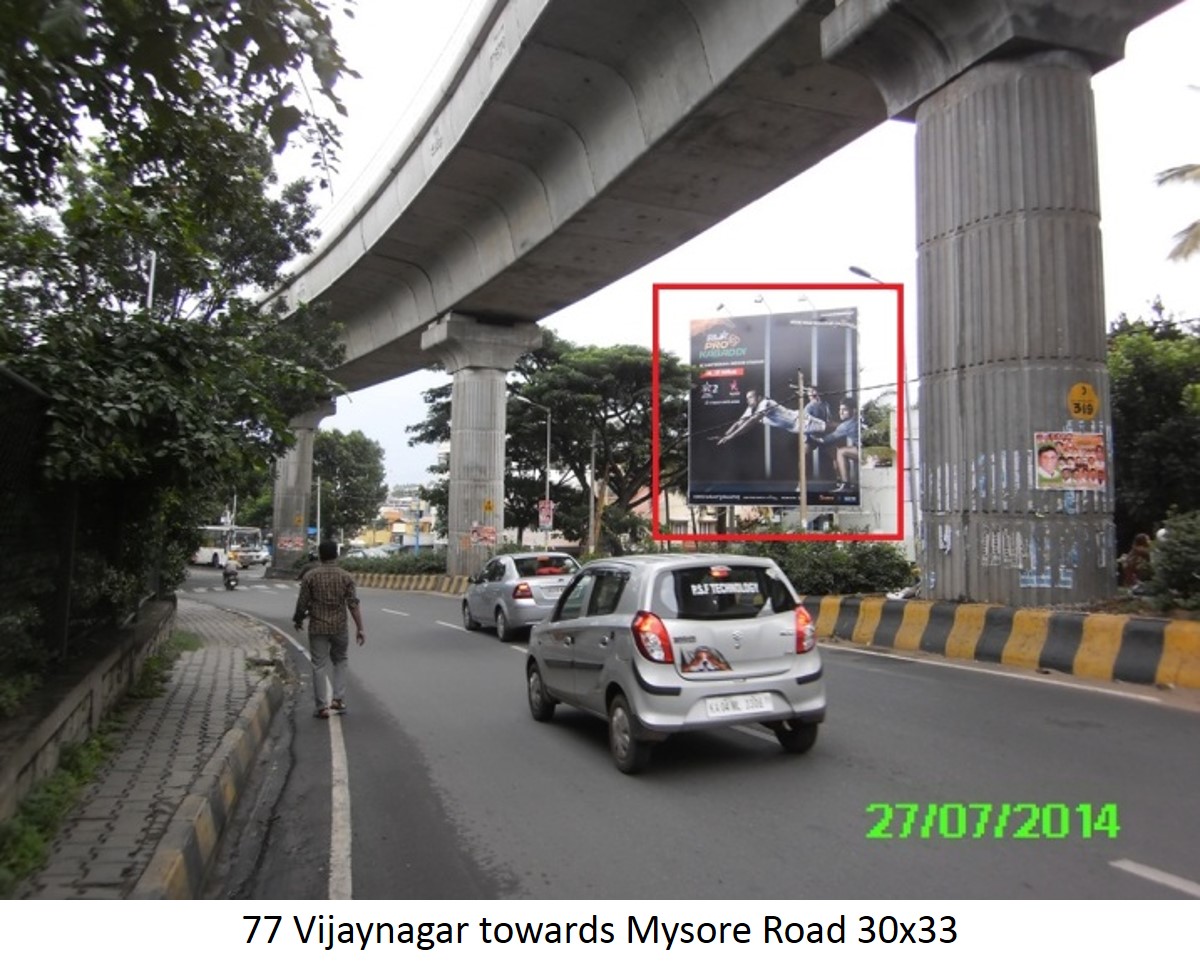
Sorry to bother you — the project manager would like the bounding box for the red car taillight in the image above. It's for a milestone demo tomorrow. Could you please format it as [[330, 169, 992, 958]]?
[[795, 606, 816, 654], [513, 582, 533, 599], [631, 611, 674, 664]]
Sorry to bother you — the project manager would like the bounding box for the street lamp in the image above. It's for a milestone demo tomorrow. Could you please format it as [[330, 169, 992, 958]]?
[[513, 394, 552, 548], [849, 265, 920, 556]]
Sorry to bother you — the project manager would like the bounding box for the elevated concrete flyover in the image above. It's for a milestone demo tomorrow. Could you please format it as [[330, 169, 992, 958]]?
[[270, 0, 885, 391], [269, 0, 1184, 595], [269, 0, 887, 574]]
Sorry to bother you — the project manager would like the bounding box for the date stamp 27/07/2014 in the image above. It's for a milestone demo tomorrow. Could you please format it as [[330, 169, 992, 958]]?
[[865, 802, 1121, 840]]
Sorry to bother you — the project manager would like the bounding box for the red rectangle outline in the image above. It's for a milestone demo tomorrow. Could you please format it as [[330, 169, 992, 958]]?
[[651, 282, 906, 544]]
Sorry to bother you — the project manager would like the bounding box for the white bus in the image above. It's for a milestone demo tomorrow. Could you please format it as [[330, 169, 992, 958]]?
[[192, 525, 267, 567], [192, 525, 233, 567]]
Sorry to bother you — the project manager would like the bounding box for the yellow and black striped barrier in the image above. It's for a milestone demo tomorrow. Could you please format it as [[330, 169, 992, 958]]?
[[802, 596, 1200, 690], [350, 572, 470, 595]]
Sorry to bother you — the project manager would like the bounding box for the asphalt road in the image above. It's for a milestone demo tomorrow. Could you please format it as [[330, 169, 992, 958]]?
[[188, 564, 1200, 900]]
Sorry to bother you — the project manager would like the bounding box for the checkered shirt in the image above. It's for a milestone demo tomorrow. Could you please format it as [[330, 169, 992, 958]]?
[[294, 562, 360, 635]]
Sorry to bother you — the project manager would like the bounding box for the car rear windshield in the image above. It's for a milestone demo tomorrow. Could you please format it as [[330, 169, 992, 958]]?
[[654, 564, 797, 620], [513, 555, 579, 577]]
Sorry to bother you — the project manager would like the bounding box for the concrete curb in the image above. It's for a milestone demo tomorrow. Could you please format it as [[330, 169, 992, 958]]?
[[129, 671, 285, 899], [803, 595, 1200, 690]]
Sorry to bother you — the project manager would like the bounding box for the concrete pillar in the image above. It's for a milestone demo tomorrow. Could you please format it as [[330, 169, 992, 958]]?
[[421, 314, 541, 576], [269, 398, 336, 575], [821, 0, 1170, 604], [915, 53, 1113, 604]]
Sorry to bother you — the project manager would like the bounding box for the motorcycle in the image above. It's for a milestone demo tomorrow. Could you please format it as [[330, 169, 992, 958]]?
[[222, 565, 239, 590]]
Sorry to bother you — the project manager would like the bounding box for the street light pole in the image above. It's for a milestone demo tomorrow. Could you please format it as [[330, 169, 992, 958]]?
[[850, 266, 920, 556], [543, 407, 551, 549], [514, 395, 552, 549]]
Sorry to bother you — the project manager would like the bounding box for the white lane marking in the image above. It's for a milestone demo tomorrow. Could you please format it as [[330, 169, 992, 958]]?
[[382, 608, 409, 616], [437, 620, 465, 630], [830, 645, 1164, 704], [327, 715, 353, 900], [1110, 859, 1200, 897], [238, 613, 353, 901], [509, 644, 528, 652]]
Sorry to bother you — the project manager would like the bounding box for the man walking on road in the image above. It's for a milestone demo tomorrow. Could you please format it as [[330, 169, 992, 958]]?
[[293, 540, 365, 719]]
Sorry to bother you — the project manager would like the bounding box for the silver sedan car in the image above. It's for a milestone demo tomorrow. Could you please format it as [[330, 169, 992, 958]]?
[[462, 552, 581, 641], [525, 554, 824, 773]]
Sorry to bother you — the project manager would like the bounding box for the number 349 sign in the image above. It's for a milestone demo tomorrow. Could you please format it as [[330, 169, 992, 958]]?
[[1068, 382, 1099, 419]]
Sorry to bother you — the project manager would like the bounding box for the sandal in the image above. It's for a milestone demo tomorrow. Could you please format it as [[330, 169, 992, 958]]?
[[331, 699, 346, 713], [314, 707, 330, 719]]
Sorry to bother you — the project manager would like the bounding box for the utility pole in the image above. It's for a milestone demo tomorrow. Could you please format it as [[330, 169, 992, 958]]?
[[587, 430, 596, 554], [797, 370, 808, 529], [850, 266, 919, 555], [514, 394, 553, 549]]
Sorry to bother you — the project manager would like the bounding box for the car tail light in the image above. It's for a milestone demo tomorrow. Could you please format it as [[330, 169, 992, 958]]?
[[795, 606, 816, 654], [632, 611, 674, 664], [513, 582, 533, 599]]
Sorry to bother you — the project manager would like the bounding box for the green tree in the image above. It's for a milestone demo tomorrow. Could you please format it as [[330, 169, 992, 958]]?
[[0, 0, 355, 204], [1156, 163, 1200, 261], [511, 337, 690, 554], [1108, 310, 1200, 549], [409, 329, 692, 553], [0, 112, 345, 638], [860, 392, 893, 447], [311, 430, 387, 540]]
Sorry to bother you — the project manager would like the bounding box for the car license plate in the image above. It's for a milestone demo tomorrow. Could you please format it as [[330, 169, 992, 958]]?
[[706, 693, 772, 718], [543, 586, 563, 597]]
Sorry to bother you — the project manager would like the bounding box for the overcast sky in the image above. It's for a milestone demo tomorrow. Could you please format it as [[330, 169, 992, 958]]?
[[285, 0, 1200, 487]]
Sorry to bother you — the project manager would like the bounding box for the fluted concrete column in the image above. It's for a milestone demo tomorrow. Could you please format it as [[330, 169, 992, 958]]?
[[822, 0, 1167, 604], [269, 398, 336, 575], [915, 54, 1113, 604], [422, 314, 541, 576]]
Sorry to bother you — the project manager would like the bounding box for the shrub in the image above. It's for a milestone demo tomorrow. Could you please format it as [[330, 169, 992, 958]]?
[[339, 551, 447, 575], [1152, 510, 1200, 610], [739, 540, 912, 596]]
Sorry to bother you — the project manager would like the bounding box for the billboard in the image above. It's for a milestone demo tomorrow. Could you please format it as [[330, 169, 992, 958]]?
[[687, 307, 860, 508]]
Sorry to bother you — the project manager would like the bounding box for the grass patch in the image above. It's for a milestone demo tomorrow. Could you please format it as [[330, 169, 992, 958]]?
[[0, 672, 43, 722], [127, 629, 200, 700], [0, 725, 116, 897], [0, 626, 203, 896]]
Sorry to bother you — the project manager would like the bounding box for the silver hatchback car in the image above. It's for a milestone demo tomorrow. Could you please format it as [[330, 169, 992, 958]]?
[[526, 554, 824, 773], [463, 552, 581, 641]]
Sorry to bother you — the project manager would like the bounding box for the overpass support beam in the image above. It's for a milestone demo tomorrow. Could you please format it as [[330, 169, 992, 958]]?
[[269, 398, 336, 576], [422, 315, 542, 576], [823, 0, 1166, 606]]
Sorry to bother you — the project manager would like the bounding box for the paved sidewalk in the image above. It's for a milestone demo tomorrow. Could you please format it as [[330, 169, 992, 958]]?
[[19, 598, 286, 899]]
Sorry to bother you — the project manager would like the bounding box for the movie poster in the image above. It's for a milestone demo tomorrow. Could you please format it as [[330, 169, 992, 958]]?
[[688, 308, 859, 507]]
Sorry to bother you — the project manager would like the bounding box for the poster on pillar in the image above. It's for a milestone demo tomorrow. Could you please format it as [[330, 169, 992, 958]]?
[[687, 307, 860, 507], [1033, 431, 1108, 492]]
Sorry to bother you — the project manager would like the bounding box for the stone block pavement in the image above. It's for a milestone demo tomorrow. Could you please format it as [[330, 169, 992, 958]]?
[[19, 597, 286, 899]]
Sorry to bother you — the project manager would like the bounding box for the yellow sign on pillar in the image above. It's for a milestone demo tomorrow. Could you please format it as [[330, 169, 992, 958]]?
[[1068, 383, 1099, 420], [483, 498, 494, 515]]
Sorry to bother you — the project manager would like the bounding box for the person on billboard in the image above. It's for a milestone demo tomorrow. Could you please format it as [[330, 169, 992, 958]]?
[[803, 387, 832, 434], [713, 389, 801, 444], [809, 400, 860, 491]]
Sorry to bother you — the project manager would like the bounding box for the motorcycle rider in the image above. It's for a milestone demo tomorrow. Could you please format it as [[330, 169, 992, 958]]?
[[222, 553, 240, 589]]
